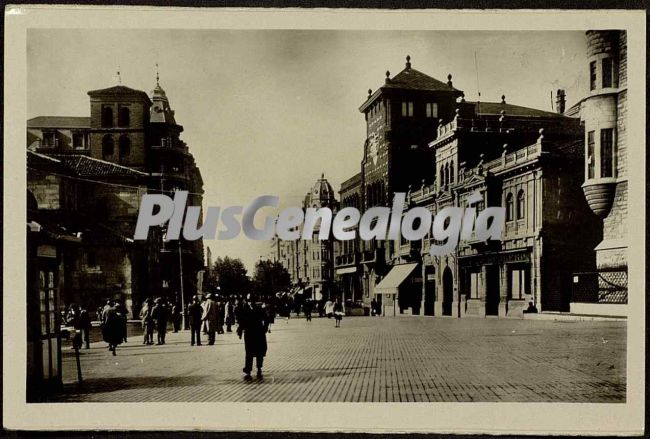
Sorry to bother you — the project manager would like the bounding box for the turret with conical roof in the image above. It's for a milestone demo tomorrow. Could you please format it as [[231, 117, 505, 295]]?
[[150, 75, 179, 126]]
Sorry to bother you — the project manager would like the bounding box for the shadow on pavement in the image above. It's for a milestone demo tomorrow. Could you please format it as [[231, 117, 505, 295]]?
[[56, 374, 209, 398]]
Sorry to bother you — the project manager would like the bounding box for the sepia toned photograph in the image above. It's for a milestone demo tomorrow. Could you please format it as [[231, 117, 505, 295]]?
[[4, 6, 645, 434]]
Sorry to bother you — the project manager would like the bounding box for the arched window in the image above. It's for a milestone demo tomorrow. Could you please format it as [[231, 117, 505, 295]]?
[[450, 160, 455, 183], [439, 167, 444, 188], [445, 163, 450, 186], [102, 135, 114, 159], [118, 106, 130, 127], [516, 190, 525, 220], [101, 106, 113, 128], [506, 193, 514, 222], [119, 135, 131, 161]]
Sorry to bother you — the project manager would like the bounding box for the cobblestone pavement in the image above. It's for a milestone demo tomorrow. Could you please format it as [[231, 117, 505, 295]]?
[[53, 316, 626, 402]]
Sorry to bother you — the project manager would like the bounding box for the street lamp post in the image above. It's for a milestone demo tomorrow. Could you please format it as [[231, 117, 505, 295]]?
[[178, 240, 186, 330]]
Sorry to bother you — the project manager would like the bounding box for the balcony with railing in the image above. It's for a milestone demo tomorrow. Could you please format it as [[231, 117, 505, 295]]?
[[410, 183, 436, 203], [335, 252, 360, 268], [458, 141, 542, 185]]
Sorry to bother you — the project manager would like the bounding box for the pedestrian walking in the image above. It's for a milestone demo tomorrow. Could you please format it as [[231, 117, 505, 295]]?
[[139, 298, 154, 345], [225, 298, 235, 333], [324, 299, 334, 318], [188, 296, 203, 346], [201, 293, 219, 345], [114, 300, 128, 343], [237, 295, 269, 380], [266, 301, 276, 333], [333, 298, 343, 328], [216, 296, 225, 334], [101, 301, 123, 355], [151, 298, 170, 345], [201, 296, 209, 334], [172, 303, 182, 333], [78, 306, 92, 349], [304, 299, 313, 322]]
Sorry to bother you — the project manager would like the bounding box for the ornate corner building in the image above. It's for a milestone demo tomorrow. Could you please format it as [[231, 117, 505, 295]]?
[[271, 174, 339, 301], [334, 48, 618, 318]]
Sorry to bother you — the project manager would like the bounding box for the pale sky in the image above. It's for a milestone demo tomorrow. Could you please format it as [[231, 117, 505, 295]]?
[[27, 29, 588, 271]]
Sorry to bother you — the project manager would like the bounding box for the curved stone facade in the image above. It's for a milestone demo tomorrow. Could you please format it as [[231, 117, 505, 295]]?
[[581, 30, 627, 271], [582, 179, 616, 218]]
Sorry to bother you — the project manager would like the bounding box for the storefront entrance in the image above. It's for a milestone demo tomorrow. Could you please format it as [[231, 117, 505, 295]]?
[[485, 264, 500, 316], [442, 267, 453, 316]]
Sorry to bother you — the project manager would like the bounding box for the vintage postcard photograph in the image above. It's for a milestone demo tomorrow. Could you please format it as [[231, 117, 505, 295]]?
[[3, 6, 646, 434]]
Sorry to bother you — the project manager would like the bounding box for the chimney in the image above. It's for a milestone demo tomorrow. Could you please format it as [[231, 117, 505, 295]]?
[[555, 89, 566, 114]]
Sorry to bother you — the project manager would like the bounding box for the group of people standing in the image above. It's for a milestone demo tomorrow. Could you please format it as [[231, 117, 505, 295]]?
[[323, 298, 344, 327], [138, 297, 182, 346], [64, 304, 92, 349]]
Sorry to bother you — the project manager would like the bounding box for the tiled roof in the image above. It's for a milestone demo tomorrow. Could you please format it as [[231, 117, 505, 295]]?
[[384, 68, 459, 93], [48, 154, 148, 178], [27, 150, 71, 174], [87, 85, 152, 103], [27, 116, 91, 129], [360, 66, 461, 111], [468, 101, 566, 118]]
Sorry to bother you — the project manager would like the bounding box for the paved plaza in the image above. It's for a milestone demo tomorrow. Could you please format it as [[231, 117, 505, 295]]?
[[53, 316, 626, 403]]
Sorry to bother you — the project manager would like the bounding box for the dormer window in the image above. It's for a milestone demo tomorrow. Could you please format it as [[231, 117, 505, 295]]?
[[42, 132, 56, 148], [72, 132, 87, 150]]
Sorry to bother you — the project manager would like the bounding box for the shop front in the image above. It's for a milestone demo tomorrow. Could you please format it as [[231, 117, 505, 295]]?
[[373, 263, 419, 317]]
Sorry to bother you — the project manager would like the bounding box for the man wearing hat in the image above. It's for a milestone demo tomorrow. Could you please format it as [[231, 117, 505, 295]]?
[[201, 293, 219, 345], [237, 294, 269, 379], [188, 295, 203, 346], [151, 297, 170, 345]]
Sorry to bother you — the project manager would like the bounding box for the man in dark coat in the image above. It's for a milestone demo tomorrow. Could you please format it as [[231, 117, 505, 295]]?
[[237, 295, 269, 379], [216, 297, 225, 335], [172, 303, 182, 333], [151, 298, 170, 345], [114, 300, 128, 342], [101, 301, 123, 355], [303, 299, 312, 322], [188, 296, 203, 346]]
